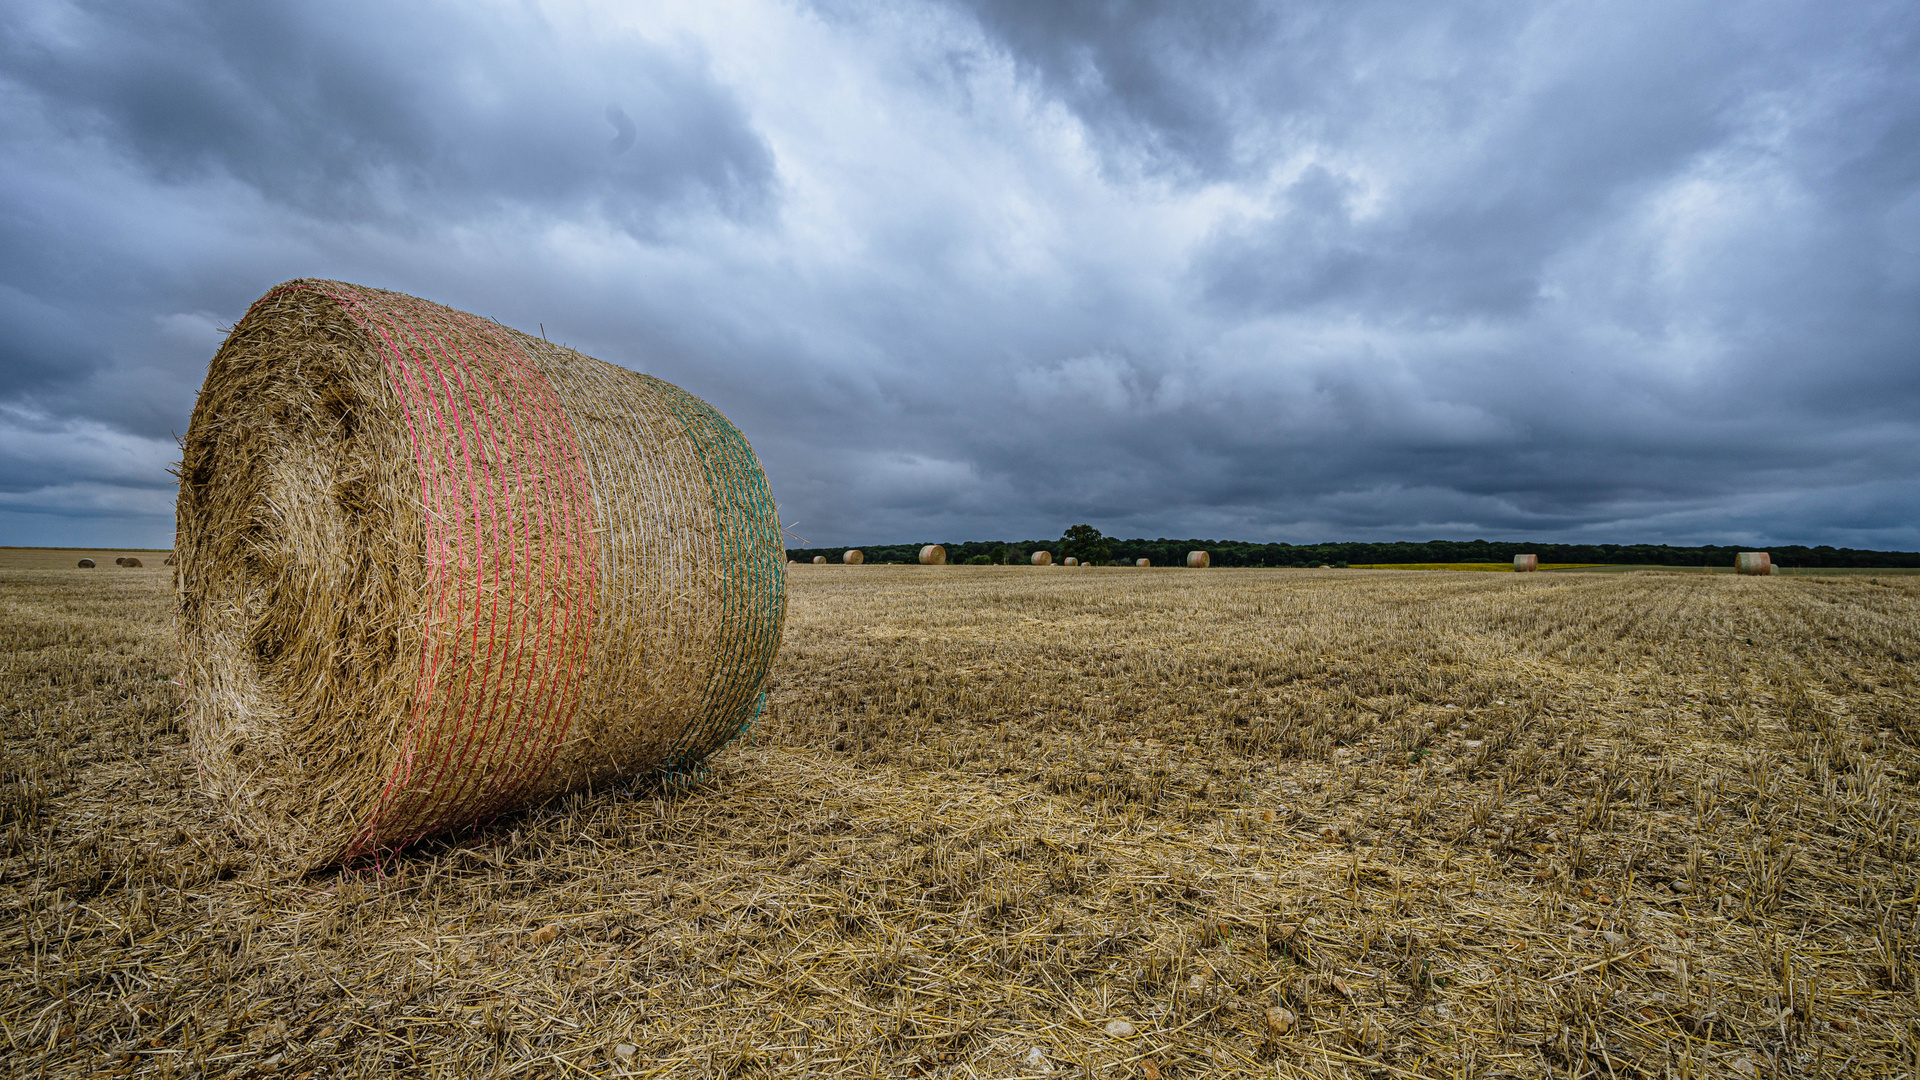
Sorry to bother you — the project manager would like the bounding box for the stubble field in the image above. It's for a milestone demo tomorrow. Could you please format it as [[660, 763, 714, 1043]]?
[[3, 562, 1918, 1078]]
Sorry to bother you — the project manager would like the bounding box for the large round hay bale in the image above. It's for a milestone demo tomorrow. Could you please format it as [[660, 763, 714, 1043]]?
[[813, 555, 826, 564], [918, 544, 946, 565], [1063, 556, 1078, 566], [1513, 554, 1538, 572], [175, 279, 786, 869], [119, 556, 144, 568], [1031, 550, 1052, 566], [1186, 550, 1209, 568], [843, 549, 864, 564], [77, 558, 95, 568], [1736, 552, 1772, 576], [1136, 558, 1150, 567]]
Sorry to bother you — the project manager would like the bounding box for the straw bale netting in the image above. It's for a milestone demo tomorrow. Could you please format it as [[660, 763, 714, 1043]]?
[[1031, 550, 1052, 566], [1736, 551, 1772, 576], [77, 558, 95, 568], [174, 279, 786, 869], [1063, 557, 1078, 566], [1136, 558, 1150, 567], [843, 549, 864, 565], [1186, 550, 1209, 568], [918, 544, 946, 565], [1513, 553, 1538, 572], [813, 555, 826, 564]]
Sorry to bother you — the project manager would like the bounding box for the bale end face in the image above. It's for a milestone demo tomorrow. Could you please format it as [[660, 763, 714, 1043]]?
[[118, 556, 144, 568], [1186, 551, 1210, 568], [843, 549, 864, 564], [77, 558, 95, 568], [1031, 550, 1052, 566], [1513, 554, 1538, 572], [1736, 552, 1772, 576], [1063, 557, 1078, 566], [813, 555, 826, 564], [918, 545, 946, 565], [1136, 558, 1150, 567]]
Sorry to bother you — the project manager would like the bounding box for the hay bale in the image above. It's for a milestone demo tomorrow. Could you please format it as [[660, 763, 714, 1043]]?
[[1031, 550, 1052, 566], [813, 555, 826, 564], [1736, 552, 1772, 576], [119, 556, 144, 568], [174, 279, 786, 869], [77, 558, 95, 568], [1186, 551, 1209, 568], [1063, 557, 1078, 566], [1513, 554, 1538, 572], [1136, 558, 1150, 567], [843, 549, 864, 564], [164, 554, 176, 565], [1319, 564, 1331, 570], [918, 545, 946, 565]]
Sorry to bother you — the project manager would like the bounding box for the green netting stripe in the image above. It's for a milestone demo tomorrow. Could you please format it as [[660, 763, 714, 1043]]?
[[655, 387, 786, 772]]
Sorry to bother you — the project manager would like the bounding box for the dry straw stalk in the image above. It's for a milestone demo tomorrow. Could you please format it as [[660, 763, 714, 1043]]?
[[174, 279, 786, 869]]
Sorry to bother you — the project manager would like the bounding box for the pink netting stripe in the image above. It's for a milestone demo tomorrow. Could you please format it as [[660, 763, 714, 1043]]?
[[268, 284, 599, 860]]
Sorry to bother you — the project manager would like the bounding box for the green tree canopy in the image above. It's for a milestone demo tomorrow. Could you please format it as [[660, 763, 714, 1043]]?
[[1060, 524, 1112, 565]]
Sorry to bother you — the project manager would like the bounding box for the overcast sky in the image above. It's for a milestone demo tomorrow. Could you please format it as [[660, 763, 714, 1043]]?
[[3, 1, 1917, 550]]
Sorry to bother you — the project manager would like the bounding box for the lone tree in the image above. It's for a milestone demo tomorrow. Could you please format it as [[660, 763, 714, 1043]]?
[[1060, 524, 1112, 566]]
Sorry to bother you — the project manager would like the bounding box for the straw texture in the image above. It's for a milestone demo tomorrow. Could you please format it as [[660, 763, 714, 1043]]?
[[174, 279, 786, 869], [1136, 558, 1150, 567], [843, 549, 864, 565], [77, 559, 94, 568], [1513, 553, 1538, 572], [918, 545, 946, 565], [812, 556, 826, 564], [1186, 550, 1210, 568], [1063, 557, 1078, 566], [1737, 551, 1773, 576], [1031, 550, 1052, 566]]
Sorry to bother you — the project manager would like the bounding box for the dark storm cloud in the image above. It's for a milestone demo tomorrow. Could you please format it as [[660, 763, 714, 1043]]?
[[0, 0, 775, 229], [1, 0, 1917, 549]]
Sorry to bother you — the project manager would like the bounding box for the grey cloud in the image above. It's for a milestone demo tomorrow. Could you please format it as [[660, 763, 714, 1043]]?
[[1, 0, 1917, 551], [0, 0, 776, 230]]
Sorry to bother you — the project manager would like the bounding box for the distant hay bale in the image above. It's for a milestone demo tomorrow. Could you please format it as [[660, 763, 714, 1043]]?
[[118, 556, 144, 568], [164, 554, 176, 565], [174, 279, 786, 869], [918, 545, 946, 565], [1136, 558, 1150, 567], [813, 555, 826, 564], [1513, 554, 1538, 572], [844, 549, 864, 564], [1063, 557, 1078, 566], [1319, 565, 1331, 570], [77, 558, 95, 568], [1031, 550, 1052, 566], [1187, 551, 1209, 568], [1736, 552, 1772, 576]]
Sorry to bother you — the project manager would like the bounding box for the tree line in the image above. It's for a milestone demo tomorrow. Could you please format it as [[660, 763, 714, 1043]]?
[[786, 529, 1920, 568]]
